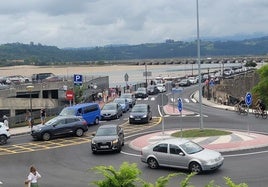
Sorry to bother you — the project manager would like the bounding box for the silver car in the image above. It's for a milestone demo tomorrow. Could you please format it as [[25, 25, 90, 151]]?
[[141, 138, 224, 173]]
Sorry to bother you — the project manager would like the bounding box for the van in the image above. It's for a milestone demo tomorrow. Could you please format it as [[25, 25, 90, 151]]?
[[59, 103, 101, 125]]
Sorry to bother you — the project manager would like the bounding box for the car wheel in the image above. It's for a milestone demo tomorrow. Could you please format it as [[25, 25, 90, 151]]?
[[147, 157, 159, 169], [42, 132, 51, 141], [75, 128, 84, 137], [0, 135, 7, 145], [189, 162, 202, 173], [94, 118, 99, 125]]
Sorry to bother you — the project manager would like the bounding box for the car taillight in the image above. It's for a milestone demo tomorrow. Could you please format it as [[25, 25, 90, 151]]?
[[82, 121, 87, 125]]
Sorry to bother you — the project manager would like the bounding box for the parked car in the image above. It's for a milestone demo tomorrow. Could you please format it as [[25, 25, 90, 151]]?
[[42, 75, 63, 82], [178, 79, 191, 87], [120, 93, 136, 108], [129, 104, 152, 124], [147, 85, 159, 95], [5, 75, 31, 84], [59, 103, 101, 125], [101, 102, 123, 120], [31, 116, 88, 141], [141, 138, 224, 173], [0, 122, 11, 145], [91, 124, 124, 153], [113, 98, 130, 112], [135, 87, 148, 98], [188, 76, 198, 84], [156, 83, 166, 93]]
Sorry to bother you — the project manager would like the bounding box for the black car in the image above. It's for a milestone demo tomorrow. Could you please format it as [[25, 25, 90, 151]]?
[[101, 102, 123, 120], [135, 87, 148, 98], [31, 116, 88, 141], [91, 124, 124, 153], [147, 85, 159, 95], [129, 104, 152, 124]]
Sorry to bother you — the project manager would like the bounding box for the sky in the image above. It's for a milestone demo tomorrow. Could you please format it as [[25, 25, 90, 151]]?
[[0, 0, 267, 48]]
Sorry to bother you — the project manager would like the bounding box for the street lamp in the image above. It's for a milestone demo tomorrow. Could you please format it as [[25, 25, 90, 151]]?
[[26, 85, 34, 113]]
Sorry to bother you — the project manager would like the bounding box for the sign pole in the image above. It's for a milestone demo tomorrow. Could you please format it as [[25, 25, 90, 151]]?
[[178, 98, 183, 137], [245, 92, 252, 134]]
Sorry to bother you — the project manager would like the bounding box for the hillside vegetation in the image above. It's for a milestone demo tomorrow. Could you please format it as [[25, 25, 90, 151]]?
[[1, 36, 268, 65]]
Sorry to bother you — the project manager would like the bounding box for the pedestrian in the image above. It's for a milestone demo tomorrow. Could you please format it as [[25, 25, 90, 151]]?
[[25, 110, 32, 128], [40, 108, 46, 125], [3, 115, 9, 128], [25, 165, 41, 187]]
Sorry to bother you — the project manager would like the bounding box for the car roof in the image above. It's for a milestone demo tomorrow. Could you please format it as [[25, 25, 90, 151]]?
[[68, 103, 98, 109], [98, 124, 118, 129]]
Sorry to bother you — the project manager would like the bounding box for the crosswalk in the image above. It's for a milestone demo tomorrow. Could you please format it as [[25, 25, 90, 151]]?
[[136, 96, 197, 104]]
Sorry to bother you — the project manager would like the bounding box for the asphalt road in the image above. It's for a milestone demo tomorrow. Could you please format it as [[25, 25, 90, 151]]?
[[1, 85, 268, 186]]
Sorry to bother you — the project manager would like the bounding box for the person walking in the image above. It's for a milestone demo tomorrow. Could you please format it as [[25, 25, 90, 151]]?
[[25, 165, 41, 187], [25, 110, 32, 128], [40, 108, 46, 125]]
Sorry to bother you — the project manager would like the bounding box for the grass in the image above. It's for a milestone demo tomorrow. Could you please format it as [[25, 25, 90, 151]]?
[[171, 128, 232, 138]]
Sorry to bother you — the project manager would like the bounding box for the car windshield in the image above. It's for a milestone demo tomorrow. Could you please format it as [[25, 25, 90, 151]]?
[[59, 108, 76, 116], [45, 117, 60, 125], [96, 127, 117, 136], [114, 99, 125, 104], [137, 88, 146, 92], [103, 104, 115, 110], [121, 94, 131, 99], [132, 106, 146, 112], [180, 141, 203, 154]]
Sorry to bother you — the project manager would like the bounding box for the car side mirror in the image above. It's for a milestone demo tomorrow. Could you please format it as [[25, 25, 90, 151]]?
[[179, 152, 185, 156]]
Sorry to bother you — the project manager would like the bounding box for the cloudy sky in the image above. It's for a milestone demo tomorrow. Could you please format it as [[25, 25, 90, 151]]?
[[0, 0, 267, 48]]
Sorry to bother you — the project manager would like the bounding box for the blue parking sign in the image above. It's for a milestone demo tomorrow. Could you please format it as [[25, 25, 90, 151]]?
[[74, 74, 83, 85]]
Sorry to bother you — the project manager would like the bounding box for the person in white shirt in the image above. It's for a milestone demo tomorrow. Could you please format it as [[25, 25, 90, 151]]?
[[25, 165, 41, 187], [3, 115, 8, 128]]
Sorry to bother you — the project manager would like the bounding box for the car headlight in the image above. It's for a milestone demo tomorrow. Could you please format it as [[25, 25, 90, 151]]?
[[91, 139, 96, 144], [112, 139, 119, 144], [142, 115, 147, 118], [129, 115, 134, 118]]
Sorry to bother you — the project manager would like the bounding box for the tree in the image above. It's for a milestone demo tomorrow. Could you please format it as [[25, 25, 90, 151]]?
[[252, 64, 268, 105]]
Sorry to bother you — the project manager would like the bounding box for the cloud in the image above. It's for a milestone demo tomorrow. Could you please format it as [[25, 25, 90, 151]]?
[[0, 0, 267, 48]]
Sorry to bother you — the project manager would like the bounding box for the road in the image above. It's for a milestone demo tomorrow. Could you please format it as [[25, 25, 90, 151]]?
[[1, 84, 268, 186]]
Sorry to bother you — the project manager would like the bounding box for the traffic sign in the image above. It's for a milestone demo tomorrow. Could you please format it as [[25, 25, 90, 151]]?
[[66, 90, 74, 101], [245, 92, 252, 106], [178, 98, 183, 112], [74, 74, 83, 85]]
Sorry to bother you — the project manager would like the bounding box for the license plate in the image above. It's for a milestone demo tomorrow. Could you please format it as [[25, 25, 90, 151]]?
[[135, 118, 141, 120], [100, 145, 109, 148]]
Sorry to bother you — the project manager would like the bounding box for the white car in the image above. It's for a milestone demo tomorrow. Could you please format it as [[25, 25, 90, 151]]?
[[156, 83, 166, 93], [188, 77, 198, 84], [141, 138, 224, 173], [0, 122, 11, 145]]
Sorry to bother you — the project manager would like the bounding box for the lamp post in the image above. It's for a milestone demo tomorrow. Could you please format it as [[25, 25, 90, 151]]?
[[207, 68, 210, 100], [26, 85, 34, 113]]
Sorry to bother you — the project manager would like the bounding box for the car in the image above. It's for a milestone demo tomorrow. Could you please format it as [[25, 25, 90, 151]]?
[[59, 103, 101, 125], [91, 124, 124, 153], [135, 87, 148, 98], [147, 85, 159, 95], [129, 104, 152, 124], [141, 138, 224, 173], [0, 122, 11, 145], [120, 93, 136, 108], [42, 75, 63, 82], [188, 76, 198, 84], [156, 83, 166, 93], [101, 102, 123, 120], [113, 98, 130, 112], [178, 79, 191, 87], [31, 116, 88, 141]]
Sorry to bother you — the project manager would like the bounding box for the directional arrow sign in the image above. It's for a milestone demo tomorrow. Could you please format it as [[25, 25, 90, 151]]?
[[178, 98, 183, 112], [245, 92, 252, 106]]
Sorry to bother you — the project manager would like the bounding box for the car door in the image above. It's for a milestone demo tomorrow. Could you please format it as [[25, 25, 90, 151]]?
[[168, 144, 189, 169], [152, 143, 169, 166], [52, 118, 69, 136]]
